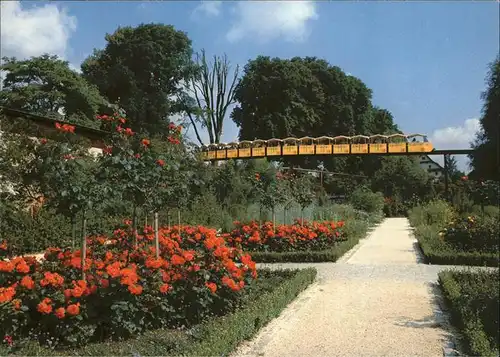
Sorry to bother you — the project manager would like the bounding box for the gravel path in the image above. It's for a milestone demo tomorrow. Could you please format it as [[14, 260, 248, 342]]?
[[233, 218, 493, 357]]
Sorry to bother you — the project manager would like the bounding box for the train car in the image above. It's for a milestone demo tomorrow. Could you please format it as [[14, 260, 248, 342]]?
[[298, 136, 315, 155], [407, 134, 433, 152], [267, 139, 282, 156], [333, 136, 350, 154], [226, 142, 239, 158], [388, 134, 408, 153], [207, 143, 217, 160], [215, 143, 227, 159], [315, 136, 333, 154], [252, 139, 267, 157], [369, 135, 388, 153], [238, 140, 252, 157], [350, 135, 369, 154], [283, 137, 299, 155]]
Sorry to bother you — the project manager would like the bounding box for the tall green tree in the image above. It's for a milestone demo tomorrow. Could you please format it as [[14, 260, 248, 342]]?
[[182, 50, 239, 145], [444, 155, 464, 182], [81, 23, 194, 135], [371, 156, 431, 202], [369, 107, 401, 135], [470, 57, 500, 181], [0, 55, 108, 128], [231, 56, 398, 174]]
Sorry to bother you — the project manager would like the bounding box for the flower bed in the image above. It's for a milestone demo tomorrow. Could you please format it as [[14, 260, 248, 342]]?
[[408, 202, 499, 267], [0, 268, 316, 356], [0, 221, 258, 349], [226, 220, 346, 252], [224, 219, 368, 263]]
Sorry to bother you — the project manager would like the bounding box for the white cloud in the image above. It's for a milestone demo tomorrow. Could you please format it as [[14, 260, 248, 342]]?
[[0, 1, 77, 59], [226, 1, 318, 44], [192, 1, 222, 18], [428, 118, 481, 172]]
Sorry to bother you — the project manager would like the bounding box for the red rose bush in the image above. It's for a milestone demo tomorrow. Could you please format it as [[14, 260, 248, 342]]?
[[0, 222, 256, 348], [227, 220, 346, 252]]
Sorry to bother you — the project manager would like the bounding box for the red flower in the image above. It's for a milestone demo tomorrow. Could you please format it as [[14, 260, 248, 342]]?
[[255, 173, 260, 181], [171, 255, 186, 265], [15, 261, 30, 274], [205, 282, 217, 293], [55, 122, 75, 133], [183, 251, 195, 262], [157, 159, 165, 167], [141, 138, 150, 147], [40, 138, 48, 145], [167, 136, 180, 145], [3, 335, 13, 347], [103, 146, 113, 155], [461, 175, 468, 181], [135, 153, 141, 159], [37, 298, 52, 314], [128, 284, 143, 295], [159, 283, 170, 294], [66, 303, 80, 316], [55, 307, 65, 319], [124, 128, 134, 136], [20, 276, 34, 290]]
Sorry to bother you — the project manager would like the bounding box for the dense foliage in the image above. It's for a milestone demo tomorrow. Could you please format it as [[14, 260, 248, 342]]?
[[408, 200, 499, 266], [81, 23, 193, 135], [470, 57, 500, 181], [0, 55, 109, 129], [439, 270, 499, 357]]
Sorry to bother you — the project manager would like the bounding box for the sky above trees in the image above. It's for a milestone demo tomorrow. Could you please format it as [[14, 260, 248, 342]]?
[[1, 1, 498, 171]]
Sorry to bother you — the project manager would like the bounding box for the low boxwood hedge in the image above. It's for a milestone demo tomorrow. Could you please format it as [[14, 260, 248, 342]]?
[[439, 269, 499, 357], [1, 268, 317, 356], [248, 236, 360, 263], [413, 224, 499, 267]]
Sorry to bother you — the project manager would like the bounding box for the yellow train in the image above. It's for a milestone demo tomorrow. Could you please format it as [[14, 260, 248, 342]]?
[[200, 134, 433, 161]]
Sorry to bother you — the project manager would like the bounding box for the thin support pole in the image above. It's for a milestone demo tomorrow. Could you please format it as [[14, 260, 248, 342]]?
[[444, 154, 450, 202]]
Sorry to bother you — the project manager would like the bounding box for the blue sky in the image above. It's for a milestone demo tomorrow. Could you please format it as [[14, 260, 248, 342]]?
[[1, 1, 499, 170]]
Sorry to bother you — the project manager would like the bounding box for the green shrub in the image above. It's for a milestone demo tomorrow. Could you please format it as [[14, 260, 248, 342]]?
[[442, 215, 499, 253], [348, 187, 384, 215], [0, 268, 317, 356], [439, 270, 499, 357], [249, 235, 361, 263], [469, 205, 500, 218], [0, 207, 122, 255], [408, 200, 456, 228], [413, 224, 499, 267]]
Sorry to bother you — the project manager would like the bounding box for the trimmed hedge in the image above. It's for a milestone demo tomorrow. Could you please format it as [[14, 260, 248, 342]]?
[[249, 236, 361, 263], [1, 268, 316, 356], [413, 224, 499, 267], [439, 269, 499, 357]]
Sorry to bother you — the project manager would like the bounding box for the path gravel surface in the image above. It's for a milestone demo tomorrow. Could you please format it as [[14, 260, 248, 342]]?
[[233, 218, 493, 357]]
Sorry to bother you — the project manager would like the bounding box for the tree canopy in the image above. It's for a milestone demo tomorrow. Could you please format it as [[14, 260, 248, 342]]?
[[0, 55, 108, 128], [231, 56, 397, 141], [230, 56, 401, 174], [470, 57, 500, 181], [81, 23, 194, 135]]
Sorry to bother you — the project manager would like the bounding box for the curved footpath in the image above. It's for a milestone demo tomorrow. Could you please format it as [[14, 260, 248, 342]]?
[[233, 217, 493, 357]]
